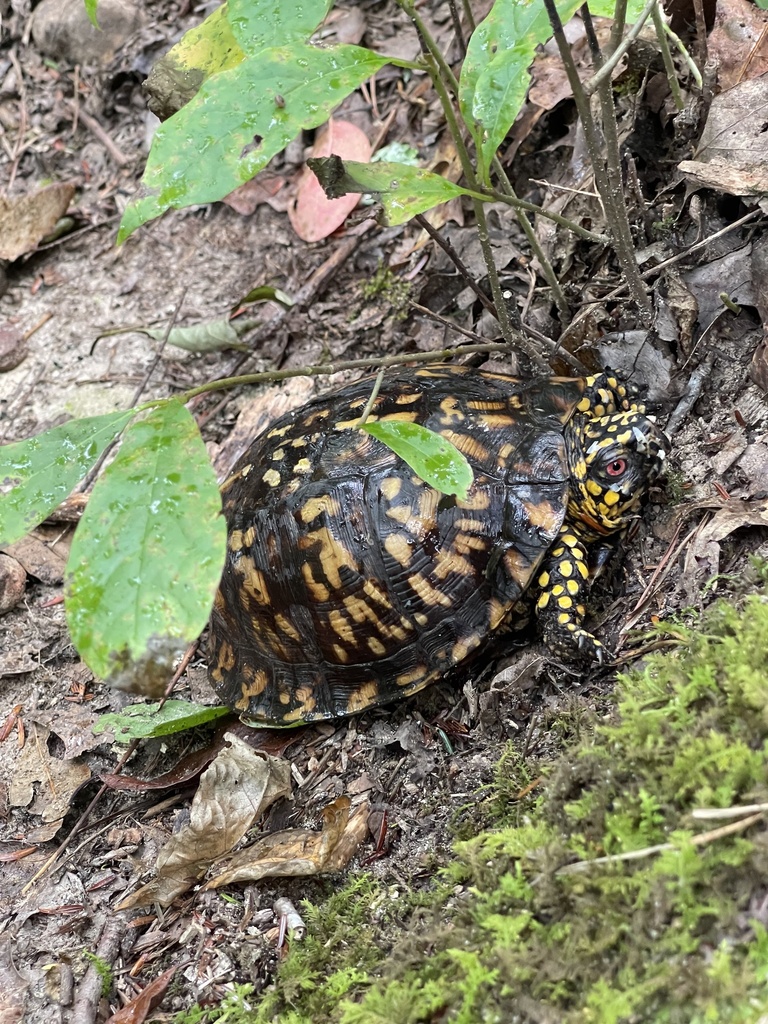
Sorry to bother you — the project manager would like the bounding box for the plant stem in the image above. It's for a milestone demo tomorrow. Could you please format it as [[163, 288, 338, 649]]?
[[652, 4, 685, 109], [414, 213, 498, 317], [160, 343, 518, 408], [583, 0, 659, 97], [412, 33, 550, 360], [399, 0, 462, 96], [491, 157, 571, 324], [542, 0, 652, 323], [662, 20, 703, 88]]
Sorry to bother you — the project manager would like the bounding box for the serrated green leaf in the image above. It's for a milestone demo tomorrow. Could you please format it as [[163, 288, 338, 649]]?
[[308, 158, 483, 225], [93, 699, 230, 742], [119, 44, 396, 241], [460, 0, 648, 180], [0, 410, 135, 546], [227, 0, 333, 55], [362, 421, 473, 499], [65, 401, 227, 690]]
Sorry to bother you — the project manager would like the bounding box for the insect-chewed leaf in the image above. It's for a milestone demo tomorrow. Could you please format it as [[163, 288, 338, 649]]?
[[64, 400, 227, 692], [0, 409, 135, 546], [119, 44, 395, 241], [362, 421, 473, 499]]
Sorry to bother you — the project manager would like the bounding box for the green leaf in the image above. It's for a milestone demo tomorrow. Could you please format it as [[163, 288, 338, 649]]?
[[65, 401, 227, 691], [92, 699, 230, 743], [460, 0, 647, 180], [84, 0, 99, 29], [0, 409, 135, 546], [362, 421, 473, 499], [143, 5, 246, 119], [308, 158, 483, 225], [226, 0, 333, 55], [119, 44, 396, 241]]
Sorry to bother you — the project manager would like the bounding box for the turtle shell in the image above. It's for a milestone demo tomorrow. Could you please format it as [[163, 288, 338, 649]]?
[[208, 365, 589, 725]]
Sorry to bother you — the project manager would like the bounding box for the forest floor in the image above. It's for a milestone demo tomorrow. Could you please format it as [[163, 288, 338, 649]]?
[[1, 0, 768, 1022]]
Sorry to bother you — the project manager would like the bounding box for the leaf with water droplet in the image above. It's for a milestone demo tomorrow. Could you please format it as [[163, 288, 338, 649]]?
[[120, 44, 398, 241], [65, 401, 227, 692], [227, 0, 333, 56], [362, 421, 473, 499], [460, 0, 647, 179], [0, 410, 135, 546]]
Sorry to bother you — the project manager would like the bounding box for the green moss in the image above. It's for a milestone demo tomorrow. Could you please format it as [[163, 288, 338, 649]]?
[[359, 266, 413, 320], [175, 595, 768, 1023]]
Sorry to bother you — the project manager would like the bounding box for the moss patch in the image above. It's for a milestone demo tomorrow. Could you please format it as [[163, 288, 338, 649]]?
[[179, 595, 768, 1023]]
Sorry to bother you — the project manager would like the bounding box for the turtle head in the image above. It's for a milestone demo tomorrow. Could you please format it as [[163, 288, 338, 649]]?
[[566, 409, 669, 536]]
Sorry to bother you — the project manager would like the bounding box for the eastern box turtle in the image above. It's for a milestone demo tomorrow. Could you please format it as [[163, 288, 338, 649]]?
[[209, 365, 668, 726]]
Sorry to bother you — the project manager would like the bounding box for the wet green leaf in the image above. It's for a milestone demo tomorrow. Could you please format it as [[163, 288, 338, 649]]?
[[65, 401, 227, 691], [308, 158, 482, 225], [93, 699, 230, 742], [460, 0, 647, 180], [119, 44, 396, 241], [143, 5, 246, 119], [362, 421, 473, 499], [0, 410, 134, 546], [227, 0, 333, 55]]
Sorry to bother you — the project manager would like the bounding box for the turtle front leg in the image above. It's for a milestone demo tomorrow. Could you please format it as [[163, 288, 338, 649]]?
[[534, 526, 606, 663]]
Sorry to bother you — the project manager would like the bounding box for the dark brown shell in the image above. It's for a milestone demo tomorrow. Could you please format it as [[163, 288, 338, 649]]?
[[208, 365, 588, 725]]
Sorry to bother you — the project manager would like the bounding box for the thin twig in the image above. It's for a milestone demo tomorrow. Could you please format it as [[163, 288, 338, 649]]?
[[67, 100, 132, 166], [178, 343, 519, 405], [542, 0, 652, 321], [662, 20, 703, 88], [355, 368, 387, 426], [582, 0, 659, 98], [414, 213, 497, 316], [557, 811, 764, 875], [491, 157, 572, 323]]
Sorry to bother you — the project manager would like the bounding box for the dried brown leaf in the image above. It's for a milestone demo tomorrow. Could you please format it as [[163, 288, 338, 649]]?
[[206, 795, 369, 888], [0, 183, 75, 261], [104, 966, 177, 1024], [117, 735, 291, 908], [289, 119, 371, 242], [679, 78, 768, 195]]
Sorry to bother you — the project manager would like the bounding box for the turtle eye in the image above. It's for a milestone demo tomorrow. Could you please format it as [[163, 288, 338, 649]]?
[[605, 458, 627, 477]]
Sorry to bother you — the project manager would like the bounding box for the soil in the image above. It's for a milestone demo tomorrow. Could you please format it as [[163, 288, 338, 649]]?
[[1, 0, 767, 1021]]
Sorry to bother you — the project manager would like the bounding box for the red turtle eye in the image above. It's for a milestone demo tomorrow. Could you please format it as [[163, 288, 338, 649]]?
[[605, 458, 627, 477]]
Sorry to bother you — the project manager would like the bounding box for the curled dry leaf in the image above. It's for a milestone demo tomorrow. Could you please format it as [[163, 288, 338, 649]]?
[[707, 0, 768, 90], [289, 119, 372, 242], [117, 735, 292, 909], [679, 78, 768, 196], [683, 500, 768, 594], [206, 795, 370, 888], [0, 183, 75, 261], [104, 966, 177, 1024], [8, 722, 91, 843]]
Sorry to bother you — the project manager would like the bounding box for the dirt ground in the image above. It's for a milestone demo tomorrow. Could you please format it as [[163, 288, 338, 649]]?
[[1, 0, 768, 1021]]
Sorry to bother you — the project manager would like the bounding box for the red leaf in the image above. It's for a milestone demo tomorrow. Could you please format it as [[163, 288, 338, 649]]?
[[289, 119, 371, 242]]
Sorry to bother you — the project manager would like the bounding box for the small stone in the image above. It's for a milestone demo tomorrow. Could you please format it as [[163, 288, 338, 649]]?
[[32, 0, 145, 65], [0, 324, 27, 371], [0, 554, 27, 614]]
